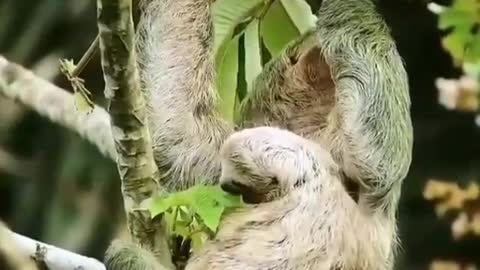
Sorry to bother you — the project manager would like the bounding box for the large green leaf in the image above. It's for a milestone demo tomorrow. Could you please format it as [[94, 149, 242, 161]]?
[[244, 19, 263, 93], [279, 0, 317, 33], [212, 0, 263, 54], [260, 0, 300, 58], [216, 34, 241, 123]]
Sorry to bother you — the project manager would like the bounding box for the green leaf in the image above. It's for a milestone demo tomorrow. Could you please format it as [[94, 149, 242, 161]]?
[[466, 34, 480, 63], [442, 27, 473, 61], [260, 0, 301, 58], [279, 0, 317, 33], [212, 0, 263, 54], [451, 0, 480, 11], [147, 184, 244, 252], [149, 192, 192, 218], [178, 206, 193, 223], [244, 19, 263, 93], [190, 185, 244, 208], [173, 220, 191, 239], [439, 9, 476, 30], [212, 188, 244, 207], [73, 91, 94, 113], [436, 0, 480, 64], [148, 184, 244, 227], [216, 34, 241, 123], [193, 196, 225, 232], [188, 185, 243, 232], [149, 197, 172, 218]]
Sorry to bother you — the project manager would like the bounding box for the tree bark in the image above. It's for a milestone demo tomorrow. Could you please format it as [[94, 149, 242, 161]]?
[[0, 223, 105, 270], [96, 0, 171, 265]]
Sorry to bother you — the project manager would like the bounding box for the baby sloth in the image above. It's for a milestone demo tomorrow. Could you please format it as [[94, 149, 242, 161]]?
[[219, 126, 332, 204], [183, 126, 363, 270], [106, 126, 385, 269]]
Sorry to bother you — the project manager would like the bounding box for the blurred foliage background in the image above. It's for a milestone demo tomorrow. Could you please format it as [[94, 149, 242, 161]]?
[[1, 0, 480, 269]]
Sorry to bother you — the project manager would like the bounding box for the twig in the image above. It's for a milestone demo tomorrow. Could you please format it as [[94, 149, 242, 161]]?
[[0, 55, 116, 160], [72, 35, 100, 78]]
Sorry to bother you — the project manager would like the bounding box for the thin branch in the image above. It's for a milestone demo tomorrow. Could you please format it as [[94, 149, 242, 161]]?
[[96, 0, 169, 261], [72, 35, 100, 77], [0, 223, 105, 270], [0, 55, 116, 160]]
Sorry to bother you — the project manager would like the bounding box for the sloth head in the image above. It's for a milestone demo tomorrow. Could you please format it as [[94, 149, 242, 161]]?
[[219, 126, 336, 204], [239, 44, 336, 136]]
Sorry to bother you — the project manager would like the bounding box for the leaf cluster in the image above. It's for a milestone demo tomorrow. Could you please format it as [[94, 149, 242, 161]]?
[[148, 185, 244, 253]]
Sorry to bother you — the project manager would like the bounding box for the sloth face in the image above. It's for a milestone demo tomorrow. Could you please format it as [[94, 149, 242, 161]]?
[[219, 126, 333, 204], [239, 41, 335, 140]]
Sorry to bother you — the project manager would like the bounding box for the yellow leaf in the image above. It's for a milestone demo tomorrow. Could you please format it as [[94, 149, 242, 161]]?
[[73, 91, 94, 114]]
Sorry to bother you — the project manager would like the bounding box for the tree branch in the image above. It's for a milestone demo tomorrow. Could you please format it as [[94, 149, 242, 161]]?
[[96, 0, 170, 263], [0, 55, 116, 160], [0, 223, 105, 270]]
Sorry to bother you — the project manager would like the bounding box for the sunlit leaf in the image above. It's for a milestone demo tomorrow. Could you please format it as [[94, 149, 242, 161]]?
[[193, 196, 225, 232], [178, 206, 193, 223], [466, 34, 480, 63], [437, 0, 480, 64], [279, 0, 317, 33], [244, 19, 262, 93], [212, 0, 263, 54], [260, 0, 300, 58], [149, 192, 191, 218], [441, 28, 472, 62], [147, 184, 244, 250], [174, 219, 191, 239], [216, 34, 241, 123]]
